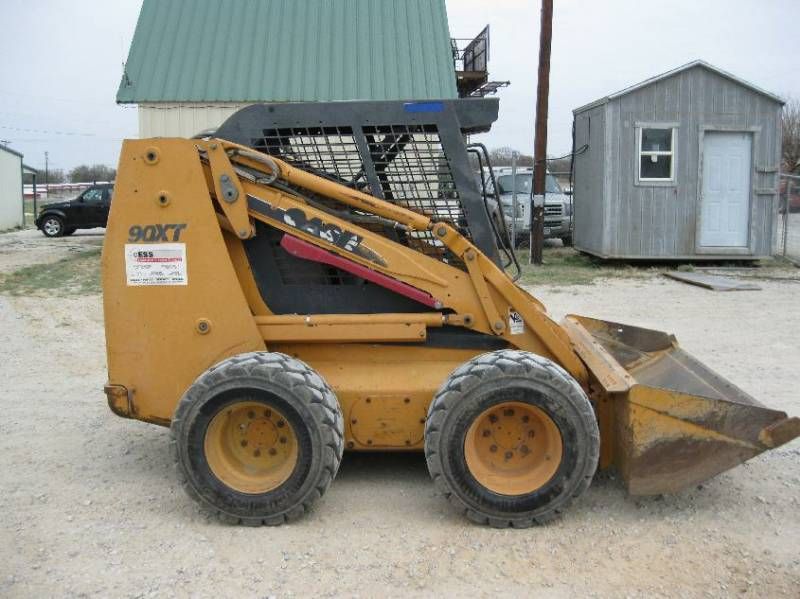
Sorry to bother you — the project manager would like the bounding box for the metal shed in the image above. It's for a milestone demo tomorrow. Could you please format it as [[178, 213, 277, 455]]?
[[118, 0, 459, 138], [572, 60, 784, 260], [0, 144, 24, 231]]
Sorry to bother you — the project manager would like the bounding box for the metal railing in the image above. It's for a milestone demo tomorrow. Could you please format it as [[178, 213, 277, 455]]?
[[451, 26, 489, 73]]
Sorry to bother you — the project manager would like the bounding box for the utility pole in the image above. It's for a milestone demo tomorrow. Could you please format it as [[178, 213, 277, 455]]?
[[44, 151, 49, 199], [529, 0, 553, 265]]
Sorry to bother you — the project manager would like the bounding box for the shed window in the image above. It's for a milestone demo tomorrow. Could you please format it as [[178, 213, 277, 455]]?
[[639, 127, 674, 181]]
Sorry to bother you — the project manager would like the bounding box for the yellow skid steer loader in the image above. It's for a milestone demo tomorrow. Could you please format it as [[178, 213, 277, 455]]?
[[102, 99, 799, 527]]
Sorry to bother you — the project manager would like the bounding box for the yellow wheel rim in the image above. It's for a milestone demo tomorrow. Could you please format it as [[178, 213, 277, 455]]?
[[464, 401, 563, 496], [204, 401, 298, 494]]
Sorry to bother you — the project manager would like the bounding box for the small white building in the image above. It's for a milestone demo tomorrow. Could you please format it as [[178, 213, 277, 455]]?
[[0, 145, 25, 231]]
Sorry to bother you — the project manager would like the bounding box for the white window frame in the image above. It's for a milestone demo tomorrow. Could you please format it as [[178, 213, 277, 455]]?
[[637, 126, 676, 183]]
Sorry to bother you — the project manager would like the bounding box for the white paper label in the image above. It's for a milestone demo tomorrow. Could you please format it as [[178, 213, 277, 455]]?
[[125, 243, 187, 286], [509, 310, 524, 335]]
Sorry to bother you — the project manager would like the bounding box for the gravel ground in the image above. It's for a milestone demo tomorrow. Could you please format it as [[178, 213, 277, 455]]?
[[0, 230, 798, 598], [0, 228, 104, 275]]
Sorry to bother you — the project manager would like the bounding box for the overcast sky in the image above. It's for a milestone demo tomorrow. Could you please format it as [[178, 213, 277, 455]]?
[[0, 0, 798, 173]]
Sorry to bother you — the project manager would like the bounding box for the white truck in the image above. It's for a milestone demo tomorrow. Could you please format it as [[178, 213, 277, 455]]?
[[483, 166, 573, 247]]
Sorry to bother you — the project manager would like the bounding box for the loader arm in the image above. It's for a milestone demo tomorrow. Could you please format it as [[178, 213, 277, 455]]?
[[201, 139, 588, 385]]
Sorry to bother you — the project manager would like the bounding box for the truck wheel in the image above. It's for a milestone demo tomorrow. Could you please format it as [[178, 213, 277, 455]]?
[[424, 350, 599, 528], [41, 216, 64, 237], [171, 352, 344, 525], [561, 234, 573, 247]]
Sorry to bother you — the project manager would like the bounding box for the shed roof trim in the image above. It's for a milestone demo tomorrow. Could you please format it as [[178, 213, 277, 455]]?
[[574, 60, 784, 114], [0, 144, 23, 159], [117, 0, 458, 104]]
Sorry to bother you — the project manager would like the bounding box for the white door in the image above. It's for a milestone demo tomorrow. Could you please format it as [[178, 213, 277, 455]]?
[[699, 131, 751, 247]]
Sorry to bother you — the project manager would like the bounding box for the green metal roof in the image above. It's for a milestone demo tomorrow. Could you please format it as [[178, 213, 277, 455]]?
[[117, 0, 458, 103]]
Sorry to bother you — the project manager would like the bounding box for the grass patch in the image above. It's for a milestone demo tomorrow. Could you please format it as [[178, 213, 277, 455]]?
[[0, 248, 102, 296], [516, 247, 659, 286]]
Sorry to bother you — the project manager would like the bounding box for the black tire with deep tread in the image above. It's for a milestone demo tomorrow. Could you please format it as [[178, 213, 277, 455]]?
[[424, 350, 599, 528], [170, 352, 344, 525]]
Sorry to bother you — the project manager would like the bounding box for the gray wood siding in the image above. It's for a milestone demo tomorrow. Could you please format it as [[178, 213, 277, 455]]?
[[573, 104, 605, 254], [574, 64, 781, 259]]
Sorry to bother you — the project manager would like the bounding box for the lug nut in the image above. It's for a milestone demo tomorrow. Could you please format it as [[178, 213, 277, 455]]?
[[504, 451, 513, 460], [489, 414, 498, 424], [264, 409, 272, 418], [482, 429, 491, 438], [490, 445, 498, 453], [520, 445, 530, 454], [279, 436, 287, 444], [521, 415, 530, 423], [527, 430, 535, 438], [269, 448, 277, 456], [254, 449, 261, 457], [504, 408, 514, 417], [277, 420, 285, 428], [240, 440, 248, 447]]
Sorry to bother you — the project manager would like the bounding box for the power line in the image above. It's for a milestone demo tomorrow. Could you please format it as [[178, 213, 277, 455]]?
[[0, 124, 95, 137]]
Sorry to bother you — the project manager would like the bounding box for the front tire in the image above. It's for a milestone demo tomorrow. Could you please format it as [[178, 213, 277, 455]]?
[[41, 215, 64, 237], [171, 352, 344, 525], [424, 350, 599, 528]]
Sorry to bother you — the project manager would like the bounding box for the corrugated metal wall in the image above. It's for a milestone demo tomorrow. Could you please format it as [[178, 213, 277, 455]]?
[[574, 66, 782, 259], [0, 149, 23, 230], [138, 103, 250, 138]]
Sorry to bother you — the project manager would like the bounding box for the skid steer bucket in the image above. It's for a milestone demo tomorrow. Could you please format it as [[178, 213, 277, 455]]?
[[563, 315, 800, 495]]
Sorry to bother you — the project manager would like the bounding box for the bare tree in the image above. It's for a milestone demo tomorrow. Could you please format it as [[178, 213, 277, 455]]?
[[547, 156, 571, 176], [68, 164, 116, 183], [24, 169, 65, 184], [488, 147, 534, 167], [783, 98, 800, 173]]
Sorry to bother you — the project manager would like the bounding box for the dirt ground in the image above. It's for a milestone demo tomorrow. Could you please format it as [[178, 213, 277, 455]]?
[[1, 228, 798, 598]]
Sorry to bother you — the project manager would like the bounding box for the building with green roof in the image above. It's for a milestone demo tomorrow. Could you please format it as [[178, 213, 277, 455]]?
[[118, 0, 470, 138]]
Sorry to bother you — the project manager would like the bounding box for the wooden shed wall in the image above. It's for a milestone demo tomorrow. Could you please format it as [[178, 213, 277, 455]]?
[[575, 65, 782, 259]]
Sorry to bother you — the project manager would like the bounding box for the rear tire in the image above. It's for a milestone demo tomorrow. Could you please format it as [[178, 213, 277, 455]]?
[[171, 352, 344, 525], [424, 350, 599, 528], [41, 215, 64, 237], [561, 234, 573, 247]]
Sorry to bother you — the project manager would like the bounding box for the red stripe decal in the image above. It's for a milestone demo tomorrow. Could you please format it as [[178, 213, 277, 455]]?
[[279, 235, 440, 309]]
